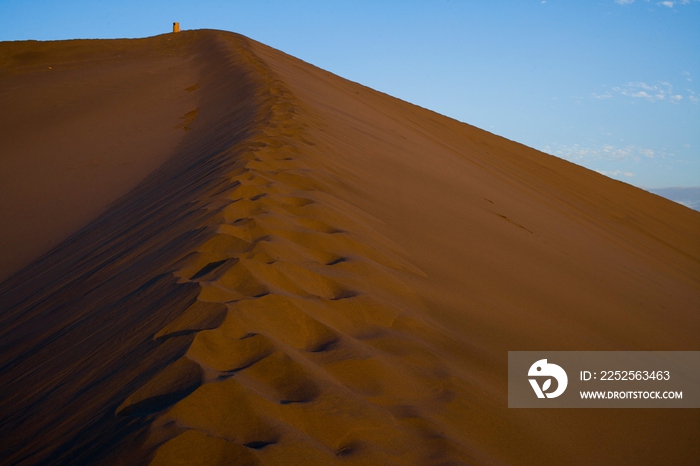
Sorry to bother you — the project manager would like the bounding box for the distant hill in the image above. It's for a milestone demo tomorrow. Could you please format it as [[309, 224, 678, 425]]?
[[649, 187, 700, 212]]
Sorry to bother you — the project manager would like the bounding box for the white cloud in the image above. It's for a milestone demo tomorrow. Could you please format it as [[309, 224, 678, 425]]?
[[631, 90, 651, 98], [615, 0, 700, 8], [593, 81, 696, 103], [657, 0, 698, 6], [596, 170, 635, 177], [621, 0, 700, 6], [541, 143, 670, 163]]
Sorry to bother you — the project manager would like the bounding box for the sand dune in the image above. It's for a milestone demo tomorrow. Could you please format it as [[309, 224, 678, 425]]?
[[0, 30, 698, 465], [0, 35, 202, 282]]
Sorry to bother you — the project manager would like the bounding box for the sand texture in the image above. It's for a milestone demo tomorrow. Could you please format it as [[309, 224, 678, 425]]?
[[0, 30, 698, 465]]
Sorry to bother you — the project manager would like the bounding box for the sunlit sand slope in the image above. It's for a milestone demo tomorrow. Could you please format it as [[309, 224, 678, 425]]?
[[1, 30, 698, 466]]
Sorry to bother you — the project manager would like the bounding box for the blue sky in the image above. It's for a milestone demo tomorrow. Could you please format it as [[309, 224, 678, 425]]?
[[2, 0, 698, 189]]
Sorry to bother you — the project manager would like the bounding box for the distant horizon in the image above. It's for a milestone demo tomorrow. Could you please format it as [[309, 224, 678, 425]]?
[[2, 1, 699, 189], [648, 186, 700, 211]]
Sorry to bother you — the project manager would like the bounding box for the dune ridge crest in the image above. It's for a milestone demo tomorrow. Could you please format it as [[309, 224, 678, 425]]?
[[117, 32, 476, 466], [0, 31, 476, 465]]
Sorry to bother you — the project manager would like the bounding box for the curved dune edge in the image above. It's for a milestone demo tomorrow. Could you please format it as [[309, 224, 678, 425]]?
[[0, 34, 202, 282], [114, 33, 475, 466]]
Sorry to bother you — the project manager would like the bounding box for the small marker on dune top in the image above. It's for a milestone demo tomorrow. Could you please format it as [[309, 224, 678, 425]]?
[[173, 22, 180, 33]]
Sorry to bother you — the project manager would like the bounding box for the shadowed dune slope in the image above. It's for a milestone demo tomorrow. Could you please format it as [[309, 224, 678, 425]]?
[[0, 35, 201, 282], [1, 30, 699, 466]]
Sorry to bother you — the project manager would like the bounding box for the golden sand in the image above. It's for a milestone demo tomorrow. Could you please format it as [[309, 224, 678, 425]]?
[[0, 30, 698, 465]]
